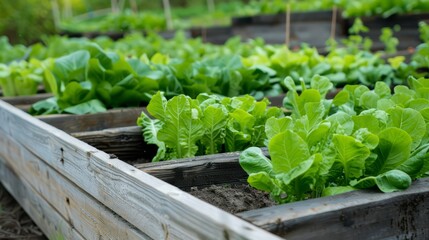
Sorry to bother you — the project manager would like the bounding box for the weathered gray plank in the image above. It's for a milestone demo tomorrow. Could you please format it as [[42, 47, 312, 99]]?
[[71, 126, 153, 163], [0, 100, 281, 240], [0, 93, 52, 113], [135, 151, 269, 189], [36, 107, 145, 133], [0, 127, 151, 240], [0, 160, 85, 240], [237, 178, 429, 240], [0, 93, 52, 105]]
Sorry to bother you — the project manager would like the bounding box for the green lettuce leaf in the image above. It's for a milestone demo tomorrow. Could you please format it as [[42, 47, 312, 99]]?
[[158, 95, 204, 159]]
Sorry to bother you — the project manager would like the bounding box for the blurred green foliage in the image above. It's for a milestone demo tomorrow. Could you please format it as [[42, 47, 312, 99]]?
[[0, 0, 55, 44], [0, 0, 244, 44]]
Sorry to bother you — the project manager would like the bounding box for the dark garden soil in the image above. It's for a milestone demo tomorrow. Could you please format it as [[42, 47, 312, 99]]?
[[0, 184, 46, 240], [189, 183, 277, 214]]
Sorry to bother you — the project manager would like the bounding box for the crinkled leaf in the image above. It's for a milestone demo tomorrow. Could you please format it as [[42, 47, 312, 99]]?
[[63, 99, 106, 114], [137, 112, 166, 161], [397, 144, 429, 179], [352, 115, 380, 134], [147, 91, 167, 120], [352, 128, 379, 150], [387, 107, 426, 150], [305, 102, 326, 130], [269, 130, 310, 173], [201, 105, 228, 154], [53, 50, 90, 84], [158, 95, 204, 159], [374, 81, 392, 99], [265, 116, 293, 140], [359, 91, 379, 110], [310, 75, 333, 97], [368, 127, 412, 175], [332, 134, 370, 180], [280, 157, 314, 185], [306, 122, 331, 149], [327, 112, 354, 135]]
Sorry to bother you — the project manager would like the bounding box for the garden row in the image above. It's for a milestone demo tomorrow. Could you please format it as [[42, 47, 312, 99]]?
[[3, 27, 429, 116], [60, 5, 429, 51]]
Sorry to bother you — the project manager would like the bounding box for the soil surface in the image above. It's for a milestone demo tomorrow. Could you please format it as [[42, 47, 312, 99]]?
[[0, 184, 46, 240], [189, 183, 277, 214]]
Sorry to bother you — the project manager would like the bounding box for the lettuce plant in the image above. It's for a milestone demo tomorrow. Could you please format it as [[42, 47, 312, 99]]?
[[240, 75, 429, 203], [137, 92, 284, 161], [0, 60, 43, 97]]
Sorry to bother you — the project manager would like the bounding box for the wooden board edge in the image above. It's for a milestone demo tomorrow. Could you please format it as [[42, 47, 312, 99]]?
[[0, 99, 281, 240], [237, 178, 429, 239], [0, 159, 85, 240], [35, 107, 145, 133], [0, 128, 151, 240]]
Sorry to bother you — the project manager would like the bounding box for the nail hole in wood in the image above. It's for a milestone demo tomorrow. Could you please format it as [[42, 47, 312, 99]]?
[[66, 197, 70, 205], [60, 148, 64, 165]]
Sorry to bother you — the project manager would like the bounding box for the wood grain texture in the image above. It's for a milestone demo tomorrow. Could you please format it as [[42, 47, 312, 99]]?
[[71, 126, 154, 163], [36, 107, 145, 133], [0, 93, 52, 105], [0, 93, 52, 113], [0, 160, 85, 240], [238, 178, 429, 240], [135, 150, 268, 189], [0, 100, 280, 240], [0, 127, 151, 240]]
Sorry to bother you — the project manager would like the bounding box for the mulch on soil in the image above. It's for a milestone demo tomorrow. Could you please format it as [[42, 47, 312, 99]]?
[[0, 184, 46, 240], [189, 183, 276, 214]]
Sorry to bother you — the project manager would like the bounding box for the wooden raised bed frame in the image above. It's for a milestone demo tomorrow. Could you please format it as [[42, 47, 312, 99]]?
[[230, 10, 347, 48], [1, 95, 429, 239]]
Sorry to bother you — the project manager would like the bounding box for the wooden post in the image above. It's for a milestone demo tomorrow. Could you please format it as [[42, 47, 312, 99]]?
[[330, 6, 338, 40], [50, 0, 61, 31], [119, 0, 126, 11], [207, 0, 215, 13], [111, 0, 119, 13], [130, 0, 138, 13], [162, 0, 173, 30], [202, 28, 207, 42], [63, 0, 73, 19], [285, 3, 291, 47]]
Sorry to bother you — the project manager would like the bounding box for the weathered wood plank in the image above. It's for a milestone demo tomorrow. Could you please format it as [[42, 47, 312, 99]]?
[[0, 100, 280, 240], [0, 93, 52, 112], [0, 160, 85, 240], [237, 178, 429, 240], [36, 107, 145, 133], [0, 127, 151, 240], [1, 93, 52, 105], [71, 126, 153, 163], [135, 151, 269, 189]]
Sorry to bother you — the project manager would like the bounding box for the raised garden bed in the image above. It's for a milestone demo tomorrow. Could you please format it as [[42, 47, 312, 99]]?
[[1, 96, 429, 239], [59, 29, 188, 41], [230, 10, 347, 48], [189, 26, 233, 44]]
